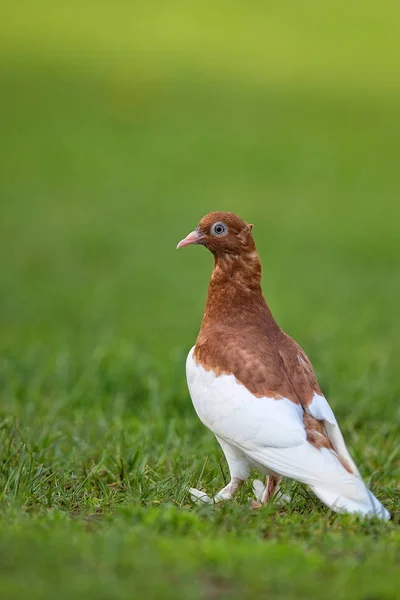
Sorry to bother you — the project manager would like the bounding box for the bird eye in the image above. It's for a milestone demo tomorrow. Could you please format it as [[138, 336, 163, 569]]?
[[211, 222, 227, 236]]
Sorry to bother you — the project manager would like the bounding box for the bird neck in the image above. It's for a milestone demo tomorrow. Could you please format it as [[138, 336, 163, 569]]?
[[200, 248, 278, 331]]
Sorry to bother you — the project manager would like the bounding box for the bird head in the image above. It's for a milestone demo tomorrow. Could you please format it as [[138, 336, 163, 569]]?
[[177, 212, 255, 257]]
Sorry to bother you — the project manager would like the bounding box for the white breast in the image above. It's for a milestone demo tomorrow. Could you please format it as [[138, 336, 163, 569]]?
[[186, 347, 306, 449]]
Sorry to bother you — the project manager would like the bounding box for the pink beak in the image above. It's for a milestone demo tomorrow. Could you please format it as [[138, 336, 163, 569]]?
[[176, 230, 203, 249]]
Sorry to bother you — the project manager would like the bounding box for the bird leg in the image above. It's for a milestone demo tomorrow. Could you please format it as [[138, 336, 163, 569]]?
[[251, 475, 287, 509], [189, 476, 243, 504], [263, 474, 282, 503], [189, 438, 249, 505]]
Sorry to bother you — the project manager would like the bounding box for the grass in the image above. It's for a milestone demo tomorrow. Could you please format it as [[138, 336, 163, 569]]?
[[0, 3, 400, 598]]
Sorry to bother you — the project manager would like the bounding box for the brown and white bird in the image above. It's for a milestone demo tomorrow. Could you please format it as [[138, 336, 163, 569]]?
[[177, 212, 389, 519]]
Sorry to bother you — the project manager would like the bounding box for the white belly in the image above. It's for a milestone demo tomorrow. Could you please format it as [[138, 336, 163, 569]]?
[[185, 347, 306, 448]]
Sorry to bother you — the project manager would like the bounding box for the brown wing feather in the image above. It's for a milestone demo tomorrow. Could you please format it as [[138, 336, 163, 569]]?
[[278, 335, 354, 473]]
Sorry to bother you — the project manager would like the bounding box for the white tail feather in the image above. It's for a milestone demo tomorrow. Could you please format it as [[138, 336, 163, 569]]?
[[245, 443, 390, 520], [311, 483, 390, 520]]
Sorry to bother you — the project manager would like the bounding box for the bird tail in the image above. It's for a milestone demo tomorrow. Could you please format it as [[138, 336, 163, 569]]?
[[310, 481, 390, 520], [246, 442, 390, 520]]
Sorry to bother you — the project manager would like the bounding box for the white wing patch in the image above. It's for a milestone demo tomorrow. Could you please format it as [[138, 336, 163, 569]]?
[[307, 393, 337, 425], [307, 393, 360, 476]]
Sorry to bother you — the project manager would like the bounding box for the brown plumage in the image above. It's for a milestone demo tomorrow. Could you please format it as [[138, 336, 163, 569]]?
[[192, 212, 320, 405]]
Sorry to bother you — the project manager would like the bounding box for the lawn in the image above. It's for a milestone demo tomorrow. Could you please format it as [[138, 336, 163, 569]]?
[[0, 2, 399, 598]]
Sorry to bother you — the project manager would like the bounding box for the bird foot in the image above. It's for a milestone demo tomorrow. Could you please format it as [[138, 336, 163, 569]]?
[[248, 499, 263, 510], [189, 487, 213, 504], [189, 480, 291, 507], [253, 479, 266, 502]]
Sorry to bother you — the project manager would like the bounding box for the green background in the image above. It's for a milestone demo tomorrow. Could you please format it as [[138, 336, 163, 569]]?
[[0, 2, 399, 598]]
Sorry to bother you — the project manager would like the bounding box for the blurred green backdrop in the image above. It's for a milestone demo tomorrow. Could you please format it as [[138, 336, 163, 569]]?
[[1, 1, 400, 369], [0, 3, 400, 598]]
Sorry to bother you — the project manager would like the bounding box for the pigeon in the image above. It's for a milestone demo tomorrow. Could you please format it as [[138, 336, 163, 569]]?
[[177, 211, 389, 519]]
